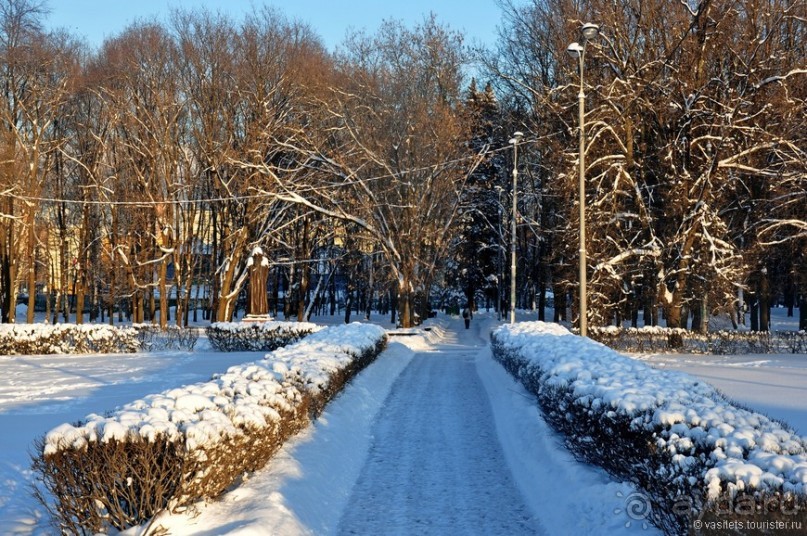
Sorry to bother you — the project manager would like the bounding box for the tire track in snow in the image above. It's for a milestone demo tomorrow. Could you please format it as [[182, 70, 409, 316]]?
[[337, 338, 543, 535]]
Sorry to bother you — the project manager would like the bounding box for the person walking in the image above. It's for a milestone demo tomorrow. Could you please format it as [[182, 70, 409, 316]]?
[[462, 306, 471, 329]]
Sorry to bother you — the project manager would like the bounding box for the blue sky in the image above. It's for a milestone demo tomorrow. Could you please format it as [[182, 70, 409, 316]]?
[[46, 1, 503, 52]]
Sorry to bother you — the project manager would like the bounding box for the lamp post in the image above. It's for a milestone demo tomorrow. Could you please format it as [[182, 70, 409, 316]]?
[[567, 22, 599, 337], [509, 131, 523, 324], [494, 185, 504, 322]]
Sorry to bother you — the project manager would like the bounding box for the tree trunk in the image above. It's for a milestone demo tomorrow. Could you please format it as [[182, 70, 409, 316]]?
[[537, 282, 546, 321], [389, 288, 397, 326], [365, 255, 374, 320], [284, 264, 295, 319], [398, 277, 413, 328], [52, 291, 60, 324], [215, 228, 248, 322], [749, 293, 759, 331], [553, 283, 566, 322], [692, 297, 707, 333], [272, 266, 280, 317], [399, 291, 411, 328], [45, 291, 51, 324], [759, 269, 770, 332], [784, 275, 795, 317], [26, 218, 36, 323], [329, 271, 336, 316], [304, 268, 330, 322], [27, 258, 36, 324], [210, 177, 220, 321], [76, 270, 85, 325], [159, 257, 168, 329], [108, 264, 115, 326], [666, 301, 683, 329], [147, 285, 155, 323], [297, 218, 310, 322], [344, 286, 352, 324], [297, 261, 309, 322], [58, 206, 69, 324]]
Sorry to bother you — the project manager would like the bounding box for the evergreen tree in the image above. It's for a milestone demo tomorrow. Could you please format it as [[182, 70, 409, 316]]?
[[453, 80, 507, 312]]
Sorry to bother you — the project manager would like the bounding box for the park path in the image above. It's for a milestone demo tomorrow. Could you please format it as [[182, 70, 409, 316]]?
[[336, 319, 543, 535]]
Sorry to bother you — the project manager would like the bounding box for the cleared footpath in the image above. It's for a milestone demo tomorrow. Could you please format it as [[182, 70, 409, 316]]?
[[336, 321, 543, 535]]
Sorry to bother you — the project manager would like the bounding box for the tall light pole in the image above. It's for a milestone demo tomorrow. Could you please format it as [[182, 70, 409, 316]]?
[[494, 185, 504, 321], [509, 131, 523, 324], [567, 22, 599, 337]]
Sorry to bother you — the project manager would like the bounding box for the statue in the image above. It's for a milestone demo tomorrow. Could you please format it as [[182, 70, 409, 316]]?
[[246, 246, 270, 320]]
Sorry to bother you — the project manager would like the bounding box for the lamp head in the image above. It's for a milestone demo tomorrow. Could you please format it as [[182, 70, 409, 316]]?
[[566, 42, 583, 58], [581, 23, 600, 41]]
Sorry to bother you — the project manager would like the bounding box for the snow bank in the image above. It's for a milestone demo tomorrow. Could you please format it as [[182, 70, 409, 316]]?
[[491, 321, 807, 534], [34, 322, 387, 534]]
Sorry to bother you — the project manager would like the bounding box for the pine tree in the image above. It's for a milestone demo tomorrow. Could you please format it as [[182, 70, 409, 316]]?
[[453, 80, 507, 312]]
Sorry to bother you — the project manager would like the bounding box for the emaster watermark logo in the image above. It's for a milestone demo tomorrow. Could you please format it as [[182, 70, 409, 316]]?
[[614, 490, 804, 533], [614, 491, 652, 530]]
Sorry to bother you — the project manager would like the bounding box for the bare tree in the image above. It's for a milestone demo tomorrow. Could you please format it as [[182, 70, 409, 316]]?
[[487, 0, 805, 330], [0, 1, 82, 323], [245, 16, 477, 327]]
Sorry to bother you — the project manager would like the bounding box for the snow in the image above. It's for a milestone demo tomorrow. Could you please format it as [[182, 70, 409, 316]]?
[[247, 246, 270, 267], [0, 311, 804, 534], [475, 327, 658, 534]]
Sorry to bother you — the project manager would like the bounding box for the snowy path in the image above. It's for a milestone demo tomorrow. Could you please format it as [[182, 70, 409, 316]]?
[[336, 332, 541, 535]]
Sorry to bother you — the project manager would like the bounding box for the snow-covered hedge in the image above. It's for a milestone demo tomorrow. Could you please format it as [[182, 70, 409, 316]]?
[[33, 322, 387, 534], [0, 323, 139, 355], [133, 324, 200, 351], [491, 322, 807, 535], [586, 325, 807, 354], [206, 320, 321, 352]]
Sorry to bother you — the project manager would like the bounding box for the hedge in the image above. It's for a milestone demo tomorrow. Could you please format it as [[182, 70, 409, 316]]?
[[491, 322, 807, 535], [206, 321, 321, 352], [0, 323, 205, 356], [0, 324, 140, 355], [33, 322, 387, 534], [132, 324, 200, 352], [585, 326, 807, 354]]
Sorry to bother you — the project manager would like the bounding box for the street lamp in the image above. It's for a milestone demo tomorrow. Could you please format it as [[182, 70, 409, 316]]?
[[494, 185, 504, 322], [567, 22, 599, 337], [509, 131, 524, 324]]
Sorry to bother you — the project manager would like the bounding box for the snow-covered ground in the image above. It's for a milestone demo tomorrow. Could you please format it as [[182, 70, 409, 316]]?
[[634, 352, 807, 435], [0, 309, 803, 535]]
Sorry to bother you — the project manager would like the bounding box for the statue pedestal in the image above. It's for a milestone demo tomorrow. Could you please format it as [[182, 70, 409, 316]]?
[[242, 314, 272, 323]]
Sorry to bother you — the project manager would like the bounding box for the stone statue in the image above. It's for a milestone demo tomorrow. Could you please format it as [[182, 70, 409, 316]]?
[[248, 247, 269, 317]]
